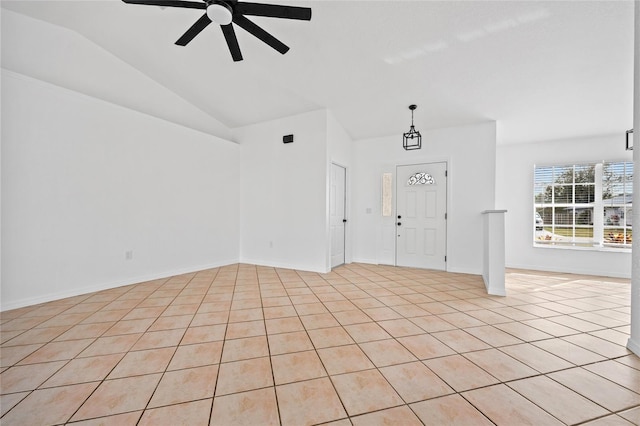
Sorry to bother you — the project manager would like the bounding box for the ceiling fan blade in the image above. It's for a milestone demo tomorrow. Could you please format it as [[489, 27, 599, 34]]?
[[175, 13, 212, 46], [221, 24, 243, 61], [235, 2, 311, 20], [233, 14, 289, 55], [122, 0, 205, 10]]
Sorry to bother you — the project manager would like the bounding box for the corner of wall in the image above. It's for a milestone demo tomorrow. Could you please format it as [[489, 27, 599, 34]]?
[[2, 72, 241, 310]]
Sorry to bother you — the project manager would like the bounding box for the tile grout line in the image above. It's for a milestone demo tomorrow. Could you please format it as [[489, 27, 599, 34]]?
[[2, 277, 171, 423], [296, 268, 353, 425], [139, 269, 217, 425], [258, 267, 284, 426], [0, 265, 636, 425]]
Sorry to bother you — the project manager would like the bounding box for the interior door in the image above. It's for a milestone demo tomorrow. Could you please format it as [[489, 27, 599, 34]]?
[[330, 163, 346, 268], [396, 162, 447, 270]]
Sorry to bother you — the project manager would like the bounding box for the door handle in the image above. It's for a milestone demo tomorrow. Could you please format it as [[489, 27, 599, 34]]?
[[397, 215, 402, 219], [397, 222, 402, 226], [343, 219, 347, 223]]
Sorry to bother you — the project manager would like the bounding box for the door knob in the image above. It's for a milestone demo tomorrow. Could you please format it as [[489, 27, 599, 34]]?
[[343, 219, 347, 223], [397, 215, 402, 219], [397, 222, 402, 226]]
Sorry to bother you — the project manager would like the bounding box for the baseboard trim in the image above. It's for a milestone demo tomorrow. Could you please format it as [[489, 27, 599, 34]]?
[[238, 258, 329, 274], [506, 262, 631, 279], [1, 258, 239, 312], [350, 258, 379, 265], [446, 266, 482, 276], [627, 337, 640, 357]]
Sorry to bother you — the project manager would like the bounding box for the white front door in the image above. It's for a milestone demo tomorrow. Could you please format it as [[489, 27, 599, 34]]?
[[396, 162, 447, 270], [330, 163, 346, 268]]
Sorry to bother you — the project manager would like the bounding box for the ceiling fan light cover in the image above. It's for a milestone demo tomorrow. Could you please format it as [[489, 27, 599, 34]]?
[[207, 2, 233, 25]]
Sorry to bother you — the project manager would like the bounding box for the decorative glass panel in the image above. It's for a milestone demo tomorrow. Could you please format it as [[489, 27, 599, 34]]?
[[407, 172, 435, 186], [382, 173, 393, 217]]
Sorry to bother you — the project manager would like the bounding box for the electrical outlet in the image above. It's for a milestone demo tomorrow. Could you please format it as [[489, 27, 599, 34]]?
[[125, 250, 133, 260]]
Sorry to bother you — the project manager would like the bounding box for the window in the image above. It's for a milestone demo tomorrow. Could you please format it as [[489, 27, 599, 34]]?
[[534, 164, 595, 247], [533, 161, 632, 249], [603, 162, 633, 246]]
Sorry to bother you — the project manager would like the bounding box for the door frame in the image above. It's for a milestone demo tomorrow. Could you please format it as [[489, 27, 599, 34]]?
[[329, 161, 348, 269], [394, 160, 449, 271]]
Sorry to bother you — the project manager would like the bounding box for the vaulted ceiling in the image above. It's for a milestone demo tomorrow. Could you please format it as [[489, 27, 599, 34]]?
[[1, 0, 634, 144]]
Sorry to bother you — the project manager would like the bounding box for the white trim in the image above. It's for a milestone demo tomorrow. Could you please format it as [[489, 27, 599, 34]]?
[[350, 257, 380, 265], [446, 266, 482, 275], [329, 162, 348, 270], [0, 258, 239, 312], [239, 258, 330, 274], [627, 337, 640, 357], [505, 262, 631, 279], [532, 243, 631, 254]]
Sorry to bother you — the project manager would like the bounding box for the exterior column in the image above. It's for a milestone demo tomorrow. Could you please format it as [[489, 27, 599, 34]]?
[[628, 0, 640, 356]]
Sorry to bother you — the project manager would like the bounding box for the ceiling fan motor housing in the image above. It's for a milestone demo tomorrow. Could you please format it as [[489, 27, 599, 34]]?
[[207, 1, 233, 25]]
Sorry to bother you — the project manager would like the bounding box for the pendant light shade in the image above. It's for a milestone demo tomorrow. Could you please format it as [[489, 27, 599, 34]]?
[[403, 104, 422, 150]]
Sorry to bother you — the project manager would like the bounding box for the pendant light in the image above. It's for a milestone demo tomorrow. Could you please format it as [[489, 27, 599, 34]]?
[[403, 104, 422, 150]]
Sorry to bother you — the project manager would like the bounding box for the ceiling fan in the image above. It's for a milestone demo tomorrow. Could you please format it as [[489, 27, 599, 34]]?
[[122, 0, 312, 61]]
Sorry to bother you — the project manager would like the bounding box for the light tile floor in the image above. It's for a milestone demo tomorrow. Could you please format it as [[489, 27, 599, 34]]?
[[1, 264, 639, 425]]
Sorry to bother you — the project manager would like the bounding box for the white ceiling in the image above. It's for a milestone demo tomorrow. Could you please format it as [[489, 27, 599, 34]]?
[[1, 0, 635, 144]]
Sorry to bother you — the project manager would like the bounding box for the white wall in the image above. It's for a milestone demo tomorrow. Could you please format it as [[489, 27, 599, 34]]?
[[496, 134, 633, 278], [327, 110, 353, 167], [235, 110, 329, 272], [1, 9, 231, 140], [351, 122, 497, 275], [1, 71, 240, 310]]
